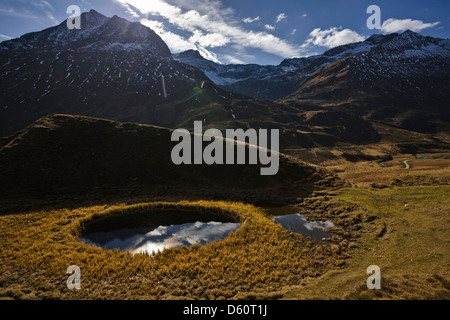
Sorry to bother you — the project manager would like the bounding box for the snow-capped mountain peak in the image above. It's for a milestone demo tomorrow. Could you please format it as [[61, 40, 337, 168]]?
[[0, 9, 171, 57], [81, 9, 109, 28], [174, 30, 449, 101], [0, 10, 215, 136]]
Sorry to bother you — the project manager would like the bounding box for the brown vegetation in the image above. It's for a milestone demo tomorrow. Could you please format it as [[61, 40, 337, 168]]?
[[0, 201, 349, 300]]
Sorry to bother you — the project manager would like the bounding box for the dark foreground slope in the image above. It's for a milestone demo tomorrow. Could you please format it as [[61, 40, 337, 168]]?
[[0, 114, 342, 205]]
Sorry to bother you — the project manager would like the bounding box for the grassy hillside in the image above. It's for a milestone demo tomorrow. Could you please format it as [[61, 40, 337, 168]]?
[[1, 155, 447, 300], [284, 157, 450, 299], [1, 114, 448, 301], [0, 114, 343, 209], [0, 201, 343, 300], [280, 58, 450, 135]]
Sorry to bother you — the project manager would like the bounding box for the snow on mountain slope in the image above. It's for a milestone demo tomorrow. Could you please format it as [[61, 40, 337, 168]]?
[[1, 10, 171, 56], [0, 10, 237, 136], [175, 31, 450, 105], [173, 36, 383, 100]]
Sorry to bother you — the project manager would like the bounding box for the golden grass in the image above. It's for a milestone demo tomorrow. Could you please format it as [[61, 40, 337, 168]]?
[[0, 200, 335, 300], [1, 153, 448, 300]]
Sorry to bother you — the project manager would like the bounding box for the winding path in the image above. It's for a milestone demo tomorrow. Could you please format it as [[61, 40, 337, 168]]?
[[403, 160, 411, 169]]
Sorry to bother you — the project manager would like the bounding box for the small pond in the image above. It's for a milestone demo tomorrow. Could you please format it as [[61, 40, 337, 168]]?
[[80, 209, 240, 255], [267, 207, 335, 242]]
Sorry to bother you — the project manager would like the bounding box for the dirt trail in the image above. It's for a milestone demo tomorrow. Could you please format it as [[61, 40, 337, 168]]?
[[403, 160, 411, 169]]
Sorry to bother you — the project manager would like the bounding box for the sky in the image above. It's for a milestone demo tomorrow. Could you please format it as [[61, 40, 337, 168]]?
[[0, 0, 448, 65]]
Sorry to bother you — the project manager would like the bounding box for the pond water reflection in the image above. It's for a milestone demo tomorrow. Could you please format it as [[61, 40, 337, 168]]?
[[80, 209, 241, 254], [266, 206, 335, 241], [81, 220, 241, 254], [271, 213, 334, 242]]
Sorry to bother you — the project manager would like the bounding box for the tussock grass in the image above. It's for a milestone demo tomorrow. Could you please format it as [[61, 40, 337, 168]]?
[[3, 151, 447, 300], [0, 201, 331, 300]]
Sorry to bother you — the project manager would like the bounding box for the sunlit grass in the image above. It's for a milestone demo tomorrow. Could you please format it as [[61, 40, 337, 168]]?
[[284, 184, 450, 300], [0, 200, 324, 300], [2, 155, 448, 300]]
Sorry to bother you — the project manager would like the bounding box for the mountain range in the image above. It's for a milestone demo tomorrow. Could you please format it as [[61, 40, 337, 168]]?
[[0, 113, 341, 203], [175, 31, 450, 133], [1, 9, 449, 144], [0, 10, 233, 136]]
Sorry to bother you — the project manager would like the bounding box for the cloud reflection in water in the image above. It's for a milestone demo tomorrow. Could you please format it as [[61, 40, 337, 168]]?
[[272, 213, 334, 241], [82, 221, 240, 254]]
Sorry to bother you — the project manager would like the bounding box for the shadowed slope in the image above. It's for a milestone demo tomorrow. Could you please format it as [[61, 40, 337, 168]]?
[[0, 114, 343, 203]]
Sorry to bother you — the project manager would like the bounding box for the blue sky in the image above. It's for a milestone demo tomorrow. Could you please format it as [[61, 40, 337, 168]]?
[[0, 0, 448, 65]]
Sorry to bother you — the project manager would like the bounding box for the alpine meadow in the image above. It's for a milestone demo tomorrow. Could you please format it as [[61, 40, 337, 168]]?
[[0, 0, 449, 307]]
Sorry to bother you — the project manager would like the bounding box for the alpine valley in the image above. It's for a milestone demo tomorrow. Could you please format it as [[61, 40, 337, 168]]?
[[1, 10, 449, 149], [0, 9, 449, 302]]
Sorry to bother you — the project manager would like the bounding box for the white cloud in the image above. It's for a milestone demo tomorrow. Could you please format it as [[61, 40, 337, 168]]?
[[31, 0, 54, 12], [115, 0, 303, 59], [170, 0, 235, 20], [197, 46, 220, 63], [31, 0, 58, 24], [0, 5, 58, 25], [140, 19, 221, 63], [276, 13, 287, 23], [381, 18, 440, 34], [305, 27, 365, 48], [123, 6, 140, 18], [140, 19, 192, 51], [291, 29, 297, 35], [302, 14, 307, 18], [265, 24, 275, 31], [188, 30, 230, 48], [222, 54, 245, 64], [242, 16, 259, 24], [0, 33, 13, 41]]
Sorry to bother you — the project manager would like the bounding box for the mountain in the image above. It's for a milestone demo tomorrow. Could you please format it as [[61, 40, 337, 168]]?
[[175, 31, 450, 133], [0, 114, 342, 203], [1, 10, 171, 55], [172, 38, 386, 100], [0, 10, 241, 137], [174, 50, 315, 100], [282, 31, 450, 133], [2, 9, 445, 148], [0, 10, 382, 149]]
